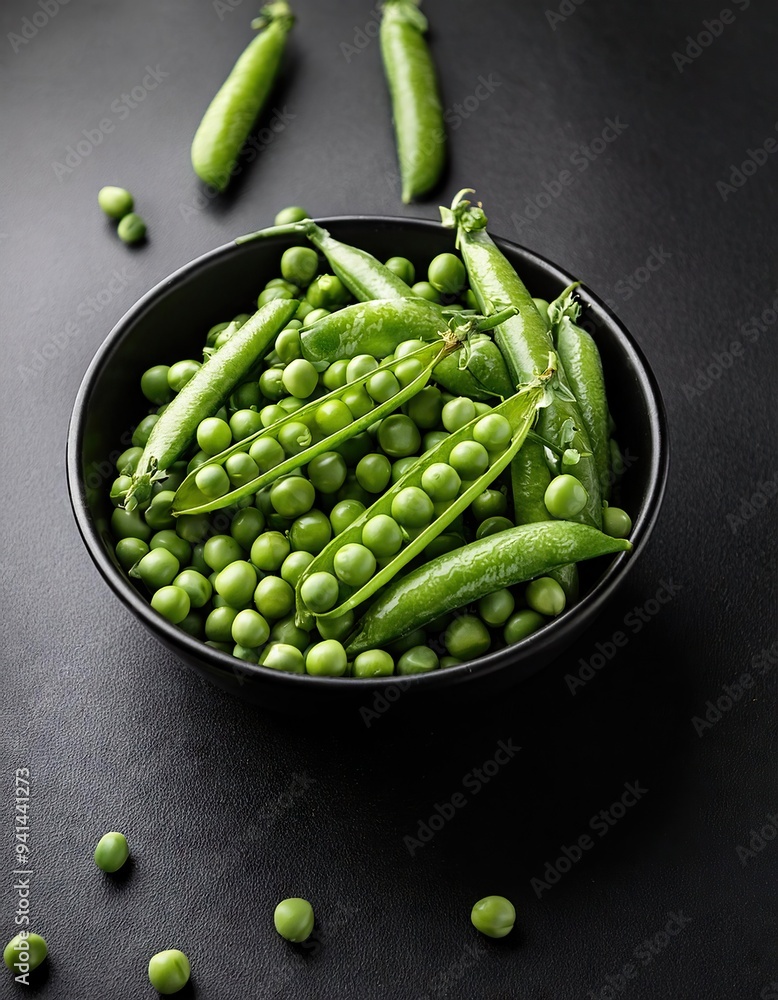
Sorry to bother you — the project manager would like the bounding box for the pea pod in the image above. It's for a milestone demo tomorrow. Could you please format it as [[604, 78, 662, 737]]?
[[381, 0, 445, 203], [295, 363, 559, 627], [123, 298, 297, 510], [441, 189, 602, 529], [191, 2, 295, 191], [346, 522, 631, 654], [549, 286, 612, 500], [171, 340, 453, 515]]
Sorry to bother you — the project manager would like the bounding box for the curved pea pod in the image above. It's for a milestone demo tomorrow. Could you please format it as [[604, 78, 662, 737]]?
[[295, 369, 556, 628], [441, 189, 602, 528], [432, 353, 497, 402], [171, 341, 451, 515], [346, 522, 631, 654], [300, 298, 445, 363], [123, 298, 298, 511], [191, 2, 295, 192]]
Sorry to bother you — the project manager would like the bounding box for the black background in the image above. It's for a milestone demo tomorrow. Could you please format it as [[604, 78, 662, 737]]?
[[2, 0, 776, 997]]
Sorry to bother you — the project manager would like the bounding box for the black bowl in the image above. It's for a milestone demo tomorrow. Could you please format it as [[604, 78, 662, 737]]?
[[67, 217, 668, 713]]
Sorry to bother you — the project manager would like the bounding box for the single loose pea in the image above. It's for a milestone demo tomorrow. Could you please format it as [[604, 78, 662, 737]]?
[[407, 386, 443, 429], [603, 505, 632, 538], [289, 510, 332, 554], [136, 548, 180, 590], [392, 456, 419, 482], [307, 452, 347, 494], [259, 368, 286, 401], [204, 534, 244, 572], [141, 365, 172, 405], [132, 413, 159, 448], [441, 396, 477, 432], [384, 256, 415, 284], [111, 506, 152, 542], [470, 896, 516, 938], [150, 529, 191, 567], [300, 572, 340, 613], [478, 589, 516, 627], [274, 897, 314, 942], [428, 252, 466, 294], [504, 609, 546, 644], [251, 531, 291, 572], [353, 649, 395, 677], [471, 489, 507, 522], [473, 413, 512, 452], [278, 420, 312, 455], [214, 560, 257, 608], [4, 932, 47, 972], [322, 359, 350, 391], [333, 543, 376, 588], [397, 645, 439, 674], [115, 536, 149, 572], [282, 358, 319, 399], [197, 417, 232, 456], [392, 486, 434, 529], [476, 515, 514, 539], [254, 576, 294, 619], [233, 643, 259, 663], [262, 643, 305, 673], [144, 490, 177, 530], [421, 462, 461, 502], [148, 949, 190, 994], [93, 831, 129, 873], [445, 615, 491, 660], [302, 306, 330, 326], [230, 508, 266, 550], [411, 280, 442, 302], [271, 476, 315, 518], [98, 185, 133, 219], [356, 453, 392, 493], [525, 577, 566, 616], [306, 639, 348, 676], [274, 205, 309, 225], [377, 414, 421, 458], [230, 408, 264, 441], [361, 514, 403, 558], [280, 550, 315, 588], [173, 569, 212, 609], [281, 245, 318, 286], [151, 585, 190, 624], [167, 359, 201, 393], [544, 474, 589, 519], [232, 608, 270, 647], [117, 212, 146, 244], [330, 499, 365, 534]]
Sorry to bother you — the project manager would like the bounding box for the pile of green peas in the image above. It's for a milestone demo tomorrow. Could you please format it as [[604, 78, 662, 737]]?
[[109, 227, 631, 678]]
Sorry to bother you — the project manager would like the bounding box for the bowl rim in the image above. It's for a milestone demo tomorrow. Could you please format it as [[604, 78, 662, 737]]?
[[66, 215, 669, 694]]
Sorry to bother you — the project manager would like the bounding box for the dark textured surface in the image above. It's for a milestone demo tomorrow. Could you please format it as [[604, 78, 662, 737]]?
[[1, 0, 776, 997]]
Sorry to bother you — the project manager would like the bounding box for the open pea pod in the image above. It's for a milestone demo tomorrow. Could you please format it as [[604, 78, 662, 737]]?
[[295, 361, 559, 629], [171, 340, 452, 516]]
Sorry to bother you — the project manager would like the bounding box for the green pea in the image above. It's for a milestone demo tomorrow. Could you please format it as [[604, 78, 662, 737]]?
[[269, 616, 311, 652], [233, 643, 259, 663], [204, 534, 244, 572], [178, 612, 202, 637], [117, 212, 146, 244], [258, 286, 295, 307], [391, 456, 419, 482], [195, 464, 230, 499], [196, 416, 231, 456], [395, 357, 425, 387], [289, 510, 332, 554], [259, 367, 286, 401], [421, 462, 461, 502], [470, 895, 515, 938], [274, 897, 314, 942], [428, 253, 466, 294], [356, 453, 392, 493], [366, 370, 400, 402], [440, 656, 461, 668], [144, 490, 176, 530], [251, 531, 290, 572], [231, 507, 266, 549], [253, 576, 294, 619], [397, 645, 439, 674], [274, 205, 310, 225], [384, 256, 415, 283], [423, 430, 449, 453], [300, 572, 340, 613], [388, 627, 427, 656], [306, 639, 347, 676], [136, 548, 179, 590], [533, 297, 551, 325], [444, 615, 491, 660], [93, 831, 129, 873], [333, 543, 376, 588], [544, 474, 589, 519], [478, 589, 516, 627], [282, 358, 319, 399], [275, 327, 303, 364], [173, 569, 212, 608], [189, 543, 209, 575], [262, 643, 306, 673], [392, 486, 434, 529], [214, 560, 257, 608], [98, 185, 133, 219], [307, 452, 348, 494], [476, 515, 514, 539], [307, 274, 350, 310], [407, 386, 443, 429], [271, 477, 315, 518], [115, 536, 148, 571], [377, 414, 421, 458], [278, 420, 313, 455], [205, 606, 239, 643], [302, 306, 330, 326], [330, 499, 365, 534], [321, 359, 350, 391], [361, 514, 403, 559], [132, 413, 159, 448], [449, 440, 490, 478], [167, 359, 201, 393], [525, 577, 566, 616], [313, 398, 351, 437], [230, 379, 261, 410], [603, 505, 632, 538], [141, 365, 172, 405], [471, 489, 507, 522], [249, 436, 286, 472], [112, 506, 153, 542], [346, 354, 379, 382], [281, 245, 318, 287], [424, 532, 463, 559], [503, 609, 546, 644], [150, 530, 191, 566], [231, 608, 270, 647], [353, 649, 394, 677], [473, 413, 512, 452], [316, 609, 355, 641], [116, 445, 144, 475], [151, 585, 190, 624], [224, 452, 259, 488], [187, 450, 210, 474], [280, 550, 315, 587], [4, 932, 47, 973], [441, 397, 476, 432], [148, 948, 191, 994], [229, 409, 264, 441], [410, 280, 442, 302]]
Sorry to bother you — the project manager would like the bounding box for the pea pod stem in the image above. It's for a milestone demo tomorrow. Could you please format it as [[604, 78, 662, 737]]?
[[346, 522, 631, 654], [172, 340, 452, 516], [296, 362, 558, 628], [123, 298, 297, 511], [191, 2, 294, 192]]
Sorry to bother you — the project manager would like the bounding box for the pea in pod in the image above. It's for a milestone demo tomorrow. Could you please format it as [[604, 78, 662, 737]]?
[[295, 361, 560, 628], [123, 297, 298, 510], [171, 340, 453, 516], [346, 522, 632, 654], [441, 189, 602, 529], [191, 2, 295, 192]]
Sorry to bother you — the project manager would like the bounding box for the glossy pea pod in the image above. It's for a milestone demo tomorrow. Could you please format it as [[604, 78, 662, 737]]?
[[295, 370, 555, 628], [381, 0, 446, 203], [172, 340, 453, 515], [441, 189, 602, 529], [434, 332, 516, 402], [191, 2, 295, 192], [123, 298, 298, 510], [346, 522, 632, 654]]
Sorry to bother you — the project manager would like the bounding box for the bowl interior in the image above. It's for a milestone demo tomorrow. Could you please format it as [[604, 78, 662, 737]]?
[[70, 217, 666, 706]]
